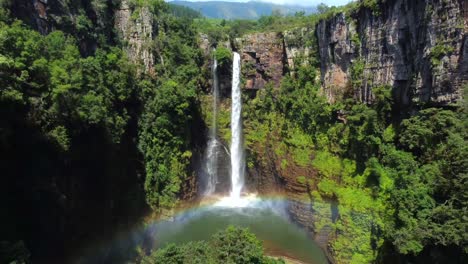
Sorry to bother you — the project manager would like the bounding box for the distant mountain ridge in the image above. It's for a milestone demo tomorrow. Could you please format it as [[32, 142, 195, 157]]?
[[169, 1, 316, 20]]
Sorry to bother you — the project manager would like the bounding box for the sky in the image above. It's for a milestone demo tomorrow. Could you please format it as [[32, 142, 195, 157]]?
[[169, 0, 353, 7]]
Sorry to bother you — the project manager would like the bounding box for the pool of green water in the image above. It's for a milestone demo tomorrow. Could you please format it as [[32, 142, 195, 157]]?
[[152, 199, 328, 264]]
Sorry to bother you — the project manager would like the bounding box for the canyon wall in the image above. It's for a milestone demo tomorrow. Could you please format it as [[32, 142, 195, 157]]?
[[9, 0, 155, 73], [9, 0, 117, 55], [318, 0, 467, 105], [234, 32, 285, 90], [206, 0, 466, 106], [16, 0, 467, 106], [232, 29, 314, 90], [115, 0, 155, 75]]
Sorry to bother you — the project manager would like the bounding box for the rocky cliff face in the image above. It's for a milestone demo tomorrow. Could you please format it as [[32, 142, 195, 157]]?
[[318, 0, 467, 105], [115, 0, 155, 75], [9, 0, 54, 34], [8, 0, 155, 71], [8, 0, 118, 55], [199, 31, 311, 98], [217, 1, 466, 105], [234, 32, 285, 89]]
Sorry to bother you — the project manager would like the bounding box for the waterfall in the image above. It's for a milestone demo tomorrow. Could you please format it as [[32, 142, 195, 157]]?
[[230, 52, 245, 199], [203, 56, 219, 196]]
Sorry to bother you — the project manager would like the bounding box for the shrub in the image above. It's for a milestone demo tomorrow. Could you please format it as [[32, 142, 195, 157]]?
[[430, 44, 455, 67], [214, 47, 232, 68]]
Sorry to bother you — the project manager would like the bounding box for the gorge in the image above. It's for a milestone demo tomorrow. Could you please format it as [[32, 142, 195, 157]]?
[[0, 0, 467, 264]]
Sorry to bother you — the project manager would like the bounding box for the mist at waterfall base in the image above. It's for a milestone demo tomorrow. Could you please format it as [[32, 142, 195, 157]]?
[[79, 53, 328, 264]]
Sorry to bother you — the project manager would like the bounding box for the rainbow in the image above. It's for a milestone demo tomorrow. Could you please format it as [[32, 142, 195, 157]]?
[[75, 194, 329, 264]]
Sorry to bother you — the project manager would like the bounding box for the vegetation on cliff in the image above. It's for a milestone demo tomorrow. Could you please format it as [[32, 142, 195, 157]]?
[[129, 0, 205, 210], [243, 57, 467, 263], [239, 11, 467, 264]]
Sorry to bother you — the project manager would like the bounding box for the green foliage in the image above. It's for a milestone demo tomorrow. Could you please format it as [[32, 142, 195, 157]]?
[[277, 74, 331, 136], [0, 240, 30, 264], [75, 13, 93, 39], [214, 47, 232, 68], [0, 0, 204, 214], [360, 0, 381, 15], [430, 44, 455, 67], [138, 80, 196, 209], [227, 19, 258, 39], [211, 226, 264, 263], [48, 126, 71, 151], [136, 3, 204, 210], [0, 21, 136, 143], [313, 151, 342, 179], [194, 18, 229, 44], [0, 10, 150, 262], [296, 176, 307, 185], [350, 59, 365, 90], [141, 227, 284, 264], [0, 0, 11, 24], [144, 242, 213, 264], [195, 1, 361, 38], [128, 0, 165, 11], [399, 108, 461, 158], [317, 3, 331, 14], [389, 108, 468, 254], [350, 30, 361, 49]]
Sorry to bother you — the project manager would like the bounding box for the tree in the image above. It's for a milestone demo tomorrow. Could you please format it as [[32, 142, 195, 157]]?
[[141, 227, 284, 264], [211, 226, 264, 264], [214, 47, 232, 68], [317, 3, 330, 14]]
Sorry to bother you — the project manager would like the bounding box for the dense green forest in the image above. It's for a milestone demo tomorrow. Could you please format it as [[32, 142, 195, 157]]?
[[241, 62, 467, 263], [0, 0, 466, 263], [139, 226, 285, 264], [1, 0, 205, 262]]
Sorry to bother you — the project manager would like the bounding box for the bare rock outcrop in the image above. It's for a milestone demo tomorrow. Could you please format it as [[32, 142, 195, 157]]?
[[234, 32, 285, 89], [115, 0, 155, 75]]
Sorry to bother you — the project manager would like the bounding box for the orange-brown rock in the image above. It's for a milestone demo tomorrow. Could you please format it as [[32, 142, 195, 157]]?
[[235, 32, 285, 90]]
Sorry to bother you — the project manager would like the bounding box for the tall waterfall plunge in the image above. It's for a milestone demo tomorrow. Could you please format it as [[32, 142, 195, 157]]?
[[203, 56, 220, 196], [202, 51, 246, 204], [230, 52, 245, 200]]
